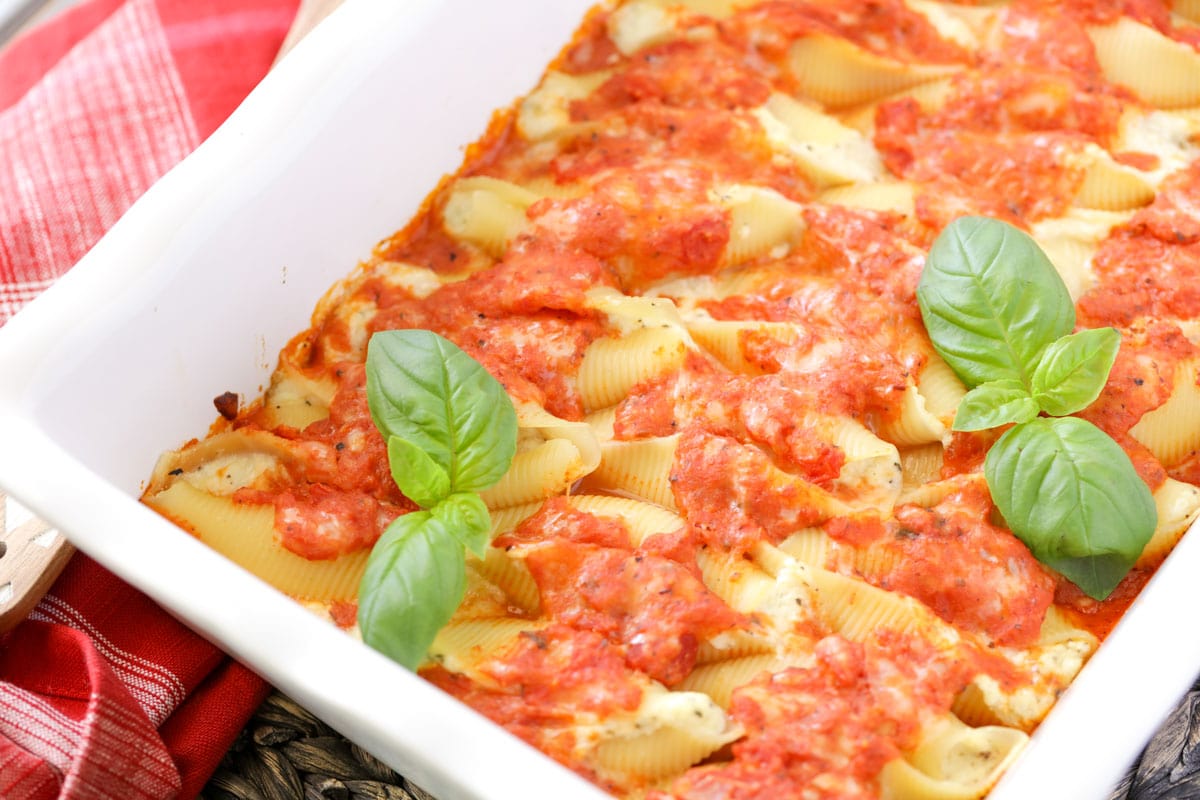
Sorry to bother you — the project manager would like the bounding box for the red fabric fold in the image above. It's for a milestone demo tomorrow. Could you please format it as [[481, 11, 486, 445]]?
[[0, 0, 300, 795], [0, 556, 274, 800], [1, 620, 182, 800], [158, 0, 299, 139], [158, 660, 272, 800], [0, 0, 300, 325]]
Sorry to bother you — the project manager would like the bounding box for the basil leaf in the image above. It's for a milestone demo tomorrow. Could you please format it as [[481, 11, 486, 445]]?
[[1042, 553, 1136, 606], [388, 436, 451, 508], [953, 380, 1039, 432], [359, 330, 519, 672], [357, 511, 466, 670], [1030, 328, 1121, 417], [433, 492, 491, 558], [918, 217, 1075, 388], [984, 417, 1156, 600], [366, 330, 518, 494]]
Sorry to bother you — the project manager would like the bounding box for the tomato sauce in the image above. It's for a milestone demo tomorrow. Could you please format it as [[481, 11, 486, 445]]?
[[663, 631, 978, 800], [233, 364, 414, 559], [823, 513, 888, 549], [380, 212, 479, 276], [303, 365, 402, 498], [923, 131, 1086, 227], [671, 427, 837, 552], [647, 368, 852, 474], [1170, 451, 1200, 487], [496, 498, 741, 685], [1082, 235, 1200, 328], [612, 372, 680, 440], [1075, 323, 1194, 487], [865, 485, 1057, 648], [560, 7, 621, 74], [540, 164, 736, 286], [724, 0, 972, 68], [367, 243, 611, 420], [524, 540, 744, 685], [424, 664, 592, 782], [1058, 0, 1200, 49], [555, 103, 811, 210], [614, 364, 858, 483], [874, 27, 1130, 230], [483, 623, 645, 713], [247, 484, 390, 560], [497, 496, 632, 550], [1080, 164, 1200, 332], [578, 39, 771, 114], [1055, 567, 1156, 639], [992, 2, 1111, 76], [423, 624, 644, 790], [328, 600, 357, 629], [941, 429, 1001, 478]]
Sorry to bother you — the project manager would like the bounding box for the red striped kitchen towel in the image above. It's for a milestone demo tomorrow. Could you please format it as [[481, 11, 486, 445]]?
[[0, 0, 300, 796]]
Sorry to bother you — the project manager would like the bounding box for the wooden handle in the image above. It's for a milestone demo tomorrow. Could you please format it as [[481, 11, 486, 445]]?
[[0, 489, 75, 633], [0, 0, 57, 48], [275, 0, 346, 63]]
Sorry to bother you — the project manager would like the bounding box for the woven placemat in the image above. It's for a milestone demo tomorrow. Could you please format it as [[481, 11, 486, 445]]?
[[207, 680, 1200, 800], [1111, 679, 1200, 800], [203, 693, 435, 800]]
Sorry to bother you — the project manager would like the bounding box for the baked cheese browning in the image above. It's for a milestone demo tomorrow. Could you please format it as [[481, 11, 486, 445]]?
[[145, 0, 1200, 797]]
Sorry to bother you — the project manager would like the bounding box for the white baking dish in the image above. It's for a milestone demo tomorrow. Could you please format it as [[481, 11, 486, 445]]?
[[0, 2, 1196, 798]]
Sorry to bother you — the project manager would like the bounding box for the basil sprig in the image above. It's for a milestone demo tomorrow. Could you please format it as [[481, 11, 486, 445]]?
[[358, 330, 517, 669], [917, 216, 1155, 600]]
